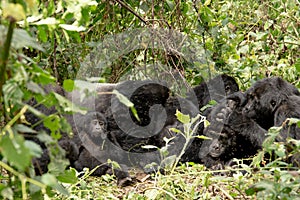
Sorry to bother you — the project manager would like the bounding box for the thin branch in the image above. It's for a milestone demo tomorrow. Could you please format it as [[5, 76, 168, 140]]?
[[113, 0, 148, 25]]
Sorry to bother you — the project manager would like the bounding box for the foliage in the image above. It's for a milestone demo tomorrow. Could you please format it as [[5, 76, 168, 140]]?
[[0, 0, 300, 199]]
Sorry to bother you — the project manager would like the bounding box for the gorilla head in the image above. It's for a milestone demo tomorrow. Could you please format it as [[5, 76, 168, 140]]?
[[188, 74, 239, 110], [243, 77, 300, 129], [82, 112, 107, 139]]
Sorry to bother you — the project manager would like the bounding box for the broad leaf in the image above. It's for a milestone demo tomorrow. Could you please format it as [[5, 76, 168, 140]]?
[[57, 168, 78, 184], [175, 110, 190, 124], [0, 134, 32, 171]]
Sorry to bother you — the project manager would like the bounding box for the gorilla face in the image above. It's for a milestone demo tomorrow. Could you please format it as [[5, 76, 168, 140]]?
[[223, 75, 239, 96], [209, 138, 226, 158], [83, 112, 107, 139], [89, 118, 106, 139], [242, 77, 300, 130], [242, 79, 288, 129]]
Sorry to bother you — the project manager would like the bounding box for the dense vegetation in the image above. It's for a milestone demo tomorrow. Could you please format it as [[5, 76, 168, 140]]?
[[0, 0, 299, 199]]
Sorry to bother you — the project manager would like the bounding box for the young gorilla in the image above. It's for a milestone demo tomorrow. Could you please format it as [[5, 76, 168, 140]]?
[[73, 112, 131, 186]]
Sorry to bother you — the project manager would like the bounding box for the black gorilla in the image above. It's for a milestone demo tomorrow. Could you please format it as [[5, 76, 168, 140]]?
[[202, 77, 300, 168], [166, 74, 240, 164], [73, 112, 131, 185], [187, 74, 239, 110], [243, 77, 300, 129], [199, 92, 267, 167], [107, 80, 171, 152]]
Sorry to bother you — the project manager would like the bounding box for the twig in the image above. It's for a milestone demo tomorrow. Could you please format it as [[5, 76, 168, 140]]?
[[113, 0, 148, 25]]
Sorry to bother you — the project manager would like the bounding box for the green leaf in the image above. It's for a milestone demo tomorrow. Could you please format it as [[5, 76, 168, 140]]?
[[169, 127, 182, 134], [14, 124, 37, 133], [26, 81, 45, 95], [196, 135, 212, 140], [9, 27, 45, 51], [295, 58, 300, 72], [0, 134, 32, 171], [204, 119, 210, 128], [24, 140, 43, 157], [175, 110, 190, 124], [63, 79, 75, 92], [53, 93, 87, 114], [41, 173, 69, 196], [107, 159, 121, 170], [44, 115, 61, 137], [112, 90, 140, 122], [245, 181, 274, 196], [57, 168, 78, 184], [37, 25, 48, 43]]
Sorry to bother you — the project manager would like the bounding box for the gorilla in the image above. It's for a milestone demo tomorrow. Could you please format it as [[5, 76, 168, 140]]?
[[202, 77, 300, 168], [178, 74, 240, 163], [186, 74, 239, 110], [243, 77, 300, 129], [73, 112, 131, 185], [199, 92, 267, 167]]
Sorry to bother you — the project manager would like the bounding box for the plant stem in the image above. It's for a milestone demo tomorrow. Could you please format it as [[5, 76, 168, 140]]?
[[0, 18, 16, 119]]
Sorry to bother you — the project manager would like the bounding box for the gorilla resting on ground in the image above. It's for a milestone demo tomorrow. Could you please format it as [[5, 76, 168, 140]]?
[[199, 92, 267, 167]]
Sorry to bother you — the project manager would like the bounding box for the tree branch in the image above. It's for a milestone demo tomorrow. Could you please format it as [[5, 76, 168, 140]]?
[[113, 0, 148, 25]]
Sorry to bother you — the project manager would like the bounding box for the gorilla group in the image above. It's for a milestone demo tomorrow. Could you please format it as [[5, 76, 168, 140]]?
[[202, 77, 300, 168], [24, 74, 300, 184]]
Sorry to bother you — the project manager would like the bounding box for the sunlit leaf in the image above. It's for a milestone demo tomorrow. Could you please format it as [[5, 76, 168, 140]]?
[[175, 110, 190, 124], [2, 3, 26, 21], [169, 127, 182, 134], [113, 89, 140, 121], [144, 188, 159, 200], [63, 79, 75, 92], [33, 17, 58, 25], [196, 135, 212, 140], [142, 145, 158, 150], [59, 24, 86, 32]]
